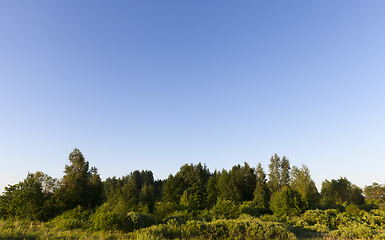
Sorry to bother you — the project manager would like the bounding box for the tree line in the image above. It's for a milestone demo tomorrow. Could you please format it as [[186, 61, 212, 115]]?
[[0, 149, 383, 222]]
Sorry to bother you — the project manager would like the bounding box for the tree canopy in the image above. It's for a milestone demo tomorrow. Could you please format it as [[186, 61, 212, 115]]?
[[0, 150, 371, 224]]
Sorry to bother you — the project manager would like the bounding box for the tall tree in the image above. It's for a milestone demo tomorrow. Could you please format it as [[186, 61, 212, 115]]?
[[161, 174, 184, 204], [89, 167, 104, 208], [268, 154, 281, 194], [268, 154, 291, 194], [364, 183, 385, 203], [321, 177, 364, 207], [280, 156, 291, 188], [290, 165, 320, 209], [139, 184, 155, 213], [0, 172, 45, 220], [206, 170, 219, 207], [161, 163, 210, 210], [254, 163, 270, 208], [229, 163, 257, 201], [217, 169, 242, 203], [61, 148, 102, 210]]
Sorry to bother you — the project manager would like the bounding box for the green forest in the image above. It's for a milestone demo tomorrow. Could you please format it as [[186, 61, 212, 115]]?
[[1, 148, 385, 239]]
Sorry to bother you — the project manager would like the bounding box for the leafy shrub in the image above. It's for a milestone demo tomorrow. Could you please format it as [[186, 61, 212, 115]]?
[[126, 212, 157, 232], [164, 215, 186, 225], [303, 209, 329, 226], [259, 214, 279, 222], [90, 203, 126, 231], [345, 204, 361, 216], [270, 186, 305, 217], [212, 198, 239, 219], [91, 205, 157, 233], [128, 216, 297, 240], [196, 209, 213, 222], [309, 223, 329, 232], [294, 219, 309, 228], [329, 224, 376, 239], [51, 206, 89, 230], [153, 201, 181, 223], [238, 201, 272, 218]]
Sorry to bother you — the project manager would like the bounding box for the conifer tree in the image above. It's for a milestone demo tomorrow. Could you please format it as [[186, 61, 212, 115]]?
[[206, 170, 219, 207], [254, 163, 270, 208], [217, 170, 242, 203]]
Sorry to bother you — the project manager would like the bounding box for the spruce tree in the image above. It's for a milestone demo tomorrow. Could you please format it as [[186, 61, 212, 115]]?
[[254, 163, 270, 208]]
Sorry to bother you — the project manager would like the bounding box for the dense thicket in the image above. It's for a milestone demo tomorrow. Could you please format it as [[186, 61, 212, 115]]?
[[1, 149, 384, 239]]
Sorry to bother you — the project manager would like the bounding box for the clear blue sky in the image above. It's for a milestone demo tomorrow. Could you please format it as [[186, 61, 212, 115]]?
[[1, 1, 385, 192]]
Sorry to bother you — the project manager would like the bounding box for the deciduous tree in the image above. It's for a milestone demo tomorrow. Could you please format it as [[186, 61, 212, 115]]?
[[268, 154, 291, 193], [290, 165, 320, 209]]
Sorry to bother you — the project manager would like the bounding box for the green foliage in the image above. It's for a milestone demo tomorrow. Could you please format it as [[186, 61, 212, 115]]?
[[90, 203, 126, 231], [205, 171, 219, 208], [270, 186, 305, 217], [329, 224, 376, 239], [228, 162, 257, 202], [61, 148, 103, 211], [268, 154, 291, 194], [5, 152, 385, 239], [217, 170, 242, 203], [290, 165, 320, 210], [345, 203, 361, 217], [238, 201, 272, 218], [153, 201, 181, 223], [0, 172, 45, 220], [365, 182, 385, 204], [302, 209, 337, 227], [127, 215, 297, 240], [126, 212, 157, 231], [253, 163, 270, 208], [161, 163, 210, 210], [91, 205, 156, 232], [259, 214, 279, 222], [51, 206, 89, 230], [321, 177, 365, 208], [212, 198, 239, 219], [139, 184, 156, 212]]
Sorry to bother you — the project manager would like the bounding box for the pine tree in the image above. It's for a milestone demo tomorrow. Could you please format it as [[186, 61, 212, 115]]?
[[206, 170, 219, 207], [217, 170, 242, 203]]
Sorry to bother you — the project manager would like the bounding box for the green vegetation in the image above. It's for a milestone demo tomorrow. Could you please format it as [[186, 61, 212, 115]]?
[[1, 149, 385, 239]]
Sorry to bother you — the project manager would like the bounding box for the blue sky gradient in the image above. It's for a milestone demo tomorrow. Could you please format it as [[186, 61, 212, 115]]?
[[1, 1, 385, 192]]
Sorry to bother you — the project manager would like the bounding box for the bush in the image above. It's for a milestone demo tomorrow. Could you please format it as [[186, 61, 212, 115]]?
[[345, 204, 361, 217], [90, 204, 157, 233], [329, 224, 376, 239], [164, 215, 186, 225], [270, 186, 305, 217], [303, 209, 329, 226], [259, 214, 279, 222], [309, 223, 329, 232], [51, 206, 89, 230], [126, 212, 157, 232], [238, 201, 272, 218], [212, 198, 239, 219], [153, 201, 181, 223], [128, 216, 297, 240], [90, 203, 126, 231]]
